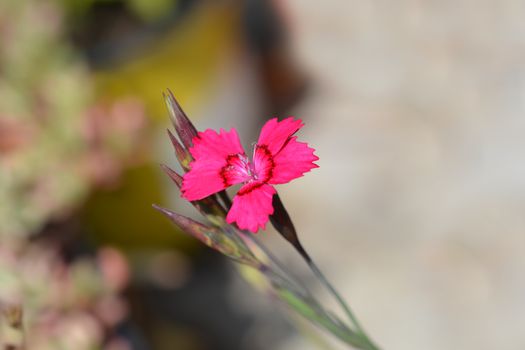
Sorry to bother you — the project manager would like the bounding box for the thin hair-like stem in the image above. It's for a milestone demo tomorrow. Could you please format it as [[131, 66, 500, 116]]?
[[269, 194, 380, 349], [250, 233, 311, 297], [289, 240, 380, 349], [305, 258, 379, 349]]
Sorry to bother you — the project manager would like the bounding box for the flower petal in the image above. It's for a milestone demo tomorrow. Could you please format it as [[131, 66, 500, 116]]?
[[190, 128, 244, 160], [257, 117, 304, 155], [181, 128, 249, 201], [226, 183, 276, 233], [268, 136, 319, 184]]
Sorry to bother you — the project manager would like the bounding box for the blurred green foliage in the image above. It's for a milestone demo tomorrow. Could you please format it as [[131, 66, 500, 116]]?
[[59, 0, 177, 21], [0, 0, 93, 237], [82, 164, 196, 250], [0, 1, 149, 348], [93, 1, 239, 121]]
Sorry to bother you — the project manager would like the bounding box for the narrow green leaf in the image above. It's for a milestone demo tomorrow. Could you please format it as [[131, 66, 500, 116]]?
[[153, 204, 260, 268], [272, 282, 376, 350]]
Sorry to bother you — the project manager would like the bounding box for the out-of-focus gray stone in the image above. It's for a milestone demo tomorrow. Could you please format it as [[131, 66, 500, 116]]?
[[275, 1, 525, 349]]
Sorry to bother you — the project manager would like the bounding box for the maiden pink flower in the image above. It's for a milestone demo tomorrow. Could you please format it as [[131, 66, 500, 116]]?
[[181, 118, 318, 233]]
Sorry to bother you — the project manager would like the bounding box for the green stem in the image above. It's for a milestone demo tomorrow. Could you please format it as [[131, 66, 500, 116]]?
[[293, 242, 380, 350], [251, 232, 381, 350], [308, 259, 363, 332], [224, 222, 380, 349], [250, 235, 310, 292]]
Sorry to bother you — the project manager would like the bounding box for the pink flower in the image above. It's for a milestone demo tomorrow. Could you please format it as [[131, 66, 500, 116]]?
[[181, 118, 319, 233]]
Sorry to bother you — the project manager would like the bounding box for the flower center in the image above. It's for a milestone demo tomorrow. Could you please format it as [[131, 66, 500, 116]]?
[[219, 144, 275, 187]]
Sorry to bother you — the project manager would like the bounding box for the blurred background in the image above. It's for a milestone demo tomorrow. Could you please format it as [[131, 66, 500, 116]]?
[[1, 0, 524, 349]]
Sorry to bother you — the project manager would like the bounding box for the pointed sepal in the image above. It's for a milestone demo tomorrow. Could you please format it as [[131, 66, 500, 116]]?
[[153, 204, 261, 267], [167, 129, 192, 171], [160, 164, 227, 226], [164, 89, 198, 150], [269, 193, 311, 262]]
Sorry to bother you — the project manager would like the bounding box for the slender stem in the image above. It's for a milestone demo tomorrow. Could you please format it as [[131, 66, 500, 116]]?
[[308, 260, 380, 349], [259, 263, 376, 350], [258, 264, 307, 299], [221, 201, 380, 349], [289, 240, 379, 349], [253, 236, 289, 271], [237, 228, 312, 298], [251, 230, 380, 349], [307, 260, 375, 342]]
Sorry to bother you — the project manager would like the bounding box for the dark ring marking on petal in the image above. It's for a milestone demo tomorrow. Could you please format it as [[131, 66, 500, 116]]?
[[256, 144, 275, 183], [237, 182, 264, 196], [219, 154, 244, 187]]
